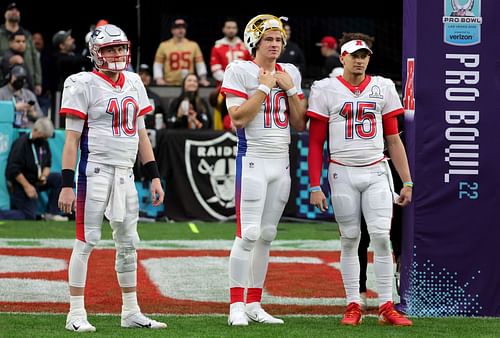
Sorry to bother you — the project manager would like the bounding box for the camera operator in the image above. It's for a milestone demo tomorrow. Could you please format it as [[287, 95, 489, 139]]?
[[0, 64, 41, 128]]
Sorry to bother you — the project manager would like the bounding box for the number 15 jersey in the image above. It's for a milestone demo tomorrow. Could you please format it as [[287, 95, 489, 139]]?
[[60, 70, 153, 168], [307, 75, 404, 166], [221, 60, 304, 159]]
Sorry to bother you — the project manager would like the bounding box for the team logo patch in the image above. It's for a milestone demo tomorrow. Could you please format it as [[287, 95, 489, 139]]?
[[443, 0, 482, 46], [185, 132, 238, 220], [368, 85, 383, 99]]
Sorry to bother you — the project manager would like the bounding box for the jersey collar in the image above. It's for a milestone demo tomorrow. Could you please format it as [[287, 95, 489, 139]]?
[[92, 70, 125, 89], [337, 75, 371, 96]]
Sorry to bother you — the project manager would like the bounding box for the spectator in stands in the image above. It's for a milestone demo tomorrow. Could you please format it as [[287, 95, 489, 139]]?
[[278, 23, 306, 75], [209, 18, 251, 130], [0, 118, 67, 221], [210, 18, 252, 86], [0, 64, 41, 128], [0, 2, 41, 95], [153, 18, 210, 87], [138, 63, 166, 129], [168, 74, 211, 129], [316, 35, 342, 79], [1, 30, 35, 91], [53, 29, 91, 92], [32, 32, 55, 117]]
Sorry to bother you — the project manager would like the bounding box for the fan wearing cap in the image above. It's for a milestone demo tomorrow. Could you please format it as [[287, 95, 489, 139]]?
[[0, 3, 42, 95], [153, 18, 210, 86], [221, 14, 307, 327], [307, 32, 413, 327], [0, 64, 41, 128], [316, 35, 342, 78]]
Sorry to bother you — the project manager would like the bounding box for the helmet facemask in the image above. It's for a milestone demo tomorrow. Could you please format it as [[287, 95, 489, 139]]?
[[89, 24, 131, 72]]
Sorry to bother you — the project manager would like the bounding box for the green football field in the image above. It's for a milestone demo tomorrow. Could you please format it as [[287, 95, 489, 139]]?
[[0, 220, 499, 337]]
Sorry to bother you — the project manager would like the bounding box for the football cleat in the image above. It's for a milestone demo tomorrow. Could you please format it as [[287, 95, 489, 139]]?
[[65, 316, 96, 332], [228, 302, 248, 326], [379, 301, 413, 326], [341, 302, 362, 326], [121, 312, 167, 329], [245, 302, 284, 324]]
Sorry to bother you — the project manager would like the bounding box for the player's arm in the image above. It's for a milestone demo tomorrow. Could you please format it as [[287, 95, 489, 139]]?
[[58, 127, 81, 214], [137, 123, 164, 206], [384, 118, 412, 206], [227, 67, 276, 128], [308, 115, 329, 212]]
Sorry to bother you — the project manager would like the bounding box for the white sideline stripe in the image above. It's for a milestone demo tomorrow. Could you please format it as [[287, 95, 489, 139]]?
[[0, 239, 344, 251]]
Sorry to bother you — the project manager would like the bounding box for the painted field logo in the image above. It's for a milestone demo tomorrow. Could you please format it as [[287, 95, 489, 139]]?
[[443, 0, 482, 46], [185, 132, 237, 220]]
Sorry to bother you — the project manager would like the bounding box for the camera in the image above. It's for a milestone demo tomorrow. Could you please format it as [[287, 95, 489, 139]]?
[[28, 100, 35, 106]]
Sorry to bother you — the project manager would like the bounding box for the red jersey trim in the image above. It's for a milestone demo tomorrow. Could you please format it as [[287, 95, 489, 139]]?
[[307, 110, 329, 122], [92, 70, 125, 89], [337, 75, 372, 95], [221, 87, 248, 99], [60, 108, 87, 120], [139, 105, 153, 117]]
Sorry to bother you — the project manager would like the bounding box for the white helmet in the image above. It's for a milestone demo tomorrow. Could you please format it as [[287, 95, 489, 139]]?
[[88, 24, 131, 71], [244, 14, 287, 55]]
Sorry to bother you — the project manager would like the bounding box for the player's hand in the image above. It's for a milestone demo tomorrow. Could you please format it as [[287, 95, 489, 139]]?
[[259, 67, 276, 89], [274, 70, 294, 91], [24, 183, 38, 199], [310, 190, 328, 212], [58, 187, 75, 214], [396, 186, 412, 207], [150, 178, 164, 207], [155, 78, 167, 86]]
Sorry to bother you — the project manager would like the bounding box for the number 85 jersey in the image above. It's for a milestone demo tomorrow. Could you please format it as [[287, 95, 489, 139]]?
[[221, 60, 304, 159], [307, 75, 404, 166], [60, 70, 153, 168]]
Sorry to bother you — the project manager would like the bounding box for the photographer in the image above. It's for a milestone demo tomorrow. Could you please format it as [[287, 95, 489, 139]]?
[[0, 118, 67, 221], [0, 64, 41, 128], [167, 74, 211, 129]]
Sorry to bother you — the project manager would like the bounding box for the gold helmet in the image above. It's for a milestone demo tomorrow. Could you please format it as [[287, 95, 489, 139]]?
[[244, 14, 287, 55]]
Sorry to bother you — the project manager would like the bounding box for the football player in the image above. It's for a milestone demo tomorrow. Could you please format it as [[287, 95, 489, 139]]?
[[58, 24, 166, 332], [221, 14, 307, 326], [307, 32, 413, 326]]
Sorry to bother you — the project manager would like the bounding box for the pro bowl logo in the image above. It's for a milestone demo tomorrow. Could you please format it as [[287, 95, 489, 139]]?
[[185, 132, 237, 220], [443, 0, 482, 46]]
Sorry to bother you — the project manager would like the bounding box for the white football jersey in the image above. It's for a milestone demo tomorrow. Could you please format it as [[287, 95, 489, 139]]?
[[60, 70, 152, 168], [221, 60, 304, 158], [308, 75, 404, 166]]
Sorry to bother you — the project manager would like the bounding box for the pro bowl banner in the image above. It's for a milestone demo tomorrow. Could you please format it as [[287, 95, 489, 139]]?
[[401, 0, 499, 316]]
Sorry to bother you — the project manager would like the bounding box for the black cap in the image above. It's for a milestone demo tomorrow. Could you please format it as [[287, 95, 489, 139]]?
[[6, 2, 18, 10], [10, 64, 27, 78], [52, 29, 71, 48], [138, 64, 151, 74], [171, 18, 187, 29]]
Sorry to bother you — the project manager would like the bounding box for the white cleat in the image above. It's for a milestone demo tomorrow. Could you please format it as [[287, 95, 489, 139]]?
[[245, 303, 284, 324], [228, 302, 249, 326], [65, 316, 96, 333], [121, 312, 167, 329]]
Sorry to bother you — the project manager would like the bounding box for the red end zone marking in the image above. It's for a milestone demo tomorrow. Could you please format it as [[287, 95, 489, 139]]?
[[0, 248, 377, 315]]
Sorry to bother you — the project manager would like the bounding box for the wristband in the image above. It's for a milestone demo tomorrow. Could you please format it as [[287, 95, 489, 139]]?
[[143, 161, 160, 180], [286, 86, 298, 97], [309, 186, 322, 193], [257, 84, 271, 96], [61, 169, 75, 188], [403, 181, 414, 188]]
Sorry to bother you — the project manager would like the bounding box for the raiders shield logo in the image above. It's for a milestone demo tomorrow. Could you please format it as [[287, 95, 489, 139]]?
[[185, 132, 238, 220]]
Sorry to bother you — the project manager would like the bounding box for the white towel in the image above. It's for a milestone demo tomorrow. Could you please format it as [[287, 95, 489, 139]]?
[[105, 167, 128, 223]]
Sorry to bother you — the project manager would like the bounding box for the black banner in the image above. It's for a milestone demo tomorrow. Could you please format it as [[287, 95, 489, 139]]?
[[156, 129, 301, 221]]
